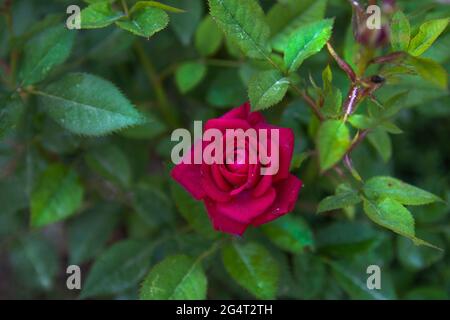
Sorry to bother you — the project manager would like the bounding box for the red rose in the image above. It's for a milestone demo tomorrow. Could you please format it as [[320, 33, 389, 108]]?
[[171, 102, 302, 235]]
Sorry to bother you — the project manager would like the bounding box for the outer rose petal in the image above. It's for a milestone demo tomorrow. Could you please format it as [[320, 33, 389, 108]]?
[[255, 123, 295, 182], [171, 163, 205, 200], [204, 118, 251, 134], [214, 188, 276, 223], [219, 102, 265, 125], [204, 198, 248, 235], [221, 102, 251, 120], [251, 174, 302, 226]]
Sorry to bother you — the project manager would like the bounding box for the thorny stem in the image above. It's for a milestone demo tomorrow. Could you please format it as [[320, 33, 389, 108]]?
[[369, 51, 406, 65], [326, 42, 357, 83], [347, 129, 369, 154], [291, 85, 325, 121]]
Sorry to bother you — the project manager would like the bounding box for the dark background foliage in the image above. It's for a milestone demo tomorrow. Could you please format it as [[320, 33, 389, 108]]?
[[0, 0, 449, 299]]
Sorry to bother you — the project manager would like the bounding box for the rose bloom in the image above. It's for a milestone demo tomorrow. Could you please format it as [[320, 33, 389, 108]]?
[[171, 102, 302, 235]]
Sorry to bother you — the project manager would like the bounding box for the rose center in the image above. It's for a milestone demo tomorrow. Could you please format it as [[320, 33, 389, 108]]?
[[226, 148, 248, 173]]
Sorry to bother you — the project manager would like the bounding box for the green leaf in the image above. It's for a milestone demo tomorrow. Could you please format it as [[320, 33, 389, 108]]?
[[167, 0, 203, 45], [120, 110, 167, 140], [407, 56, 448, 89], [81, 240, 153, 299], [130, 1, 186, 14], [175, 61, 207, 93], [140, 254, 207, 299], [261, 215, 314, 254], [207, 69, 246, 108], [322, 87, 342, 117], [208, 0, 271, 60], [328, 260, 396, 300], [116, 7, 169, 38], [9, 234, 59, 291], [367, 129, 392, 163], [195, 16, 223, 56], [0, 176, 27, 216], [317, 119, 351, 171], [349, 114, 402, 134], [68, 203, 121, 265], [348, 114, 374, 129], [19, 25, 75, 86], [0, 97, 25, 139], [289, 151, 310, 171], [80, 2, 123, 29], [322, 64, 332, 93], [343, 24, 358, 70], [222, 241, 279, 299], [31, 164, 84, 228], [404, 287, 448, 300], [84, 0, 118, 3], [38, 73, 147, 136], [377, 91, 409, 118], [316, 222, 379, 256], [363, 176, 442, 206], [317, 190, 361, 213], [132, 183, 174, 230], [397, 232, 444, 271], [390, 11, 410, 51], [85, 144, 132, 187], [268, 0, 328, 51], [248, 70, 290, 111], [363, 197, 436, 248], [170, 180, 216, 239], [292, 253, 326, 299], [284, 18, 334, 72], [408, 18, 449, 56], [380, 121, 403, 134]]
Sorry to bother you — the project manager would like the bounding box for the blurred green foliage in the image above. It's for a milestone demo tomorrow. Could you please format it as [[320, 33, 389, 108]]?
[[0, 0, 449, 300]]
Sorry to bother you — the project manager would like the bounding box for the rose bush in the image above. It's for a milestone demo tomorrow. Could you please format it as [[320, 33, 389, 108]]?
[[171, 102, 302, 235], [0, 0, 449, 301]]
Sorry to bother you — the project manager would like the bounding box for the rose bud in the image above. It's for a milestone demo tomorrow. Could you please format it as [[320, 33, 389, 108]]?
[[351, 0, 391, 48], [171, 102, 302, 236]]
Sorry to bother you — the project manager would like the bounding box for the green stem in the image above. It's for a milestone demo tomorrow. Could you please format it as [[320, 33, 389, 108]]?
[[134, 41, 180, 128], [203, 58, 242, 68], [3, 3, 18, 85], [196, 238, 228, 264], [121, 0, 129, 17]]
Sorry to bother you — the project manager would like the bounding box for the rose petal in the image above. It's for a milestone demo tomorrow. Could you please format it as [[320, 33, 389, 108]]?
[[171, 162, 205, 200], [204, 198, 248, 235], [204, 118, 251, 135], [252, 174, 272, 197], [251, 175, 302, 226], [219, 164, 247, 186], [254, 124, 294, 182], [215, 188, 276, 223], [211, 164, 232, 191], [201, 165, 232, 202], [221, 102, 251, 120]]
